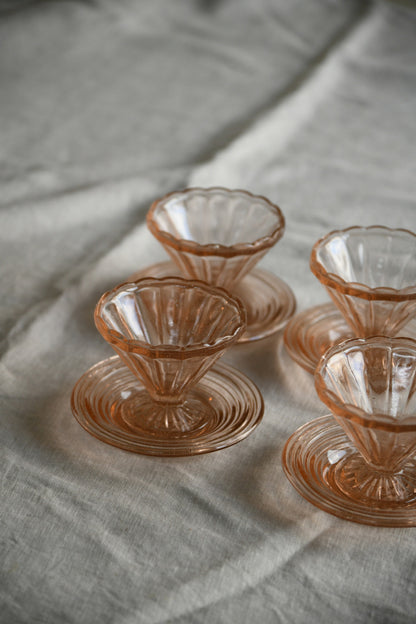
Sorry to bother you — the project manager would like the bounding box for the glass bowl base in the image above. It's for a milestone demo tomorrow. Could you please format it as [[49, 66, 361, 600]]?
[[129, 261, 296, 343], [282, 415, 416, 526], [118, 392, 215, 438], [71, 356, 264, 456], [332, 452, 416, 506]]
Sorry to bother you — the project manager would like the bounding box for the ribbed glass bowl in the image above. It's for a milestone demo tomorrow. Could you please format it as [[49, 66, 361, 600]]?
[[310, 226, 416, 337], [146, 187, 285, 290]]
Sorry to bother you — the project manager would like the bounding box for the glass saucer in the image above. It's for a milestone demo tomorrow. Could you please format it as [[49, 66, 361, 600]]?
[[71, 356, 264, 456], [284, 303, 416, 374], [129, 262, 296, 344], [282, 415, 416, 527]]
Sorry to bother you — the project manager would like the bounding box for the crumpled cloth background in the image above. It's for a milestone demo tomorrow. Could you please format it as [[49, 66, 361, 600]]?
[[1, 1, 416, 622]]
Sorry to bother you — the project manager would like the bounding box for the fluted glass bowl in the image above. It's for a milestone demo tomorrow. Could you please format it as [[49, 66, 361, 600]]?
[[282, 336, 416, 526], [94, 276, 245, 409], [310, 226, 416, 337], [146, 187, 285, 290], [71, 277, 264, 456], [315, 336, 416, 507]]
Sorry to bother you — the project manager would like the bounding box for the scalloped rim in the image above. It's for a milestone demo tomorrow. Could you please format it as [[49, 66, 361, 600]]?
[[310, 225, 416, 301], [147, 187, 285, 257], [94, 276, 246, 358], [315, 336, 416, 433]]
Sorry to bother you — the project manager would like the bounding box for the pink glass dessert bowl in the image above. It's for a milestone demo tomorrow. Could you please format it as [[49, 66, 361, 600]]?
[[283, 336, 416, 526], [143, 187, 296, 343], [72, 277, 264, 456], [94, 276, 245, 409], [310, 225, 416, 337], [146, 187, 285, 290], [284, 225, 416, 374]]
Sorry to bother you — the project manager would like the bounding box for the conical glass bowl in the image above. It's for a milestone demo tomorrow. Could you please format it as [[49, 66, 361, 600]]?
[[284, 226, 416, 373], [310, 225, 416, 337], [283, 336, 416, 526], [71, 277, 264, 456], [147, 187, 285, 290], [94, 277, 245, 412], [143, 187, 296, 343]]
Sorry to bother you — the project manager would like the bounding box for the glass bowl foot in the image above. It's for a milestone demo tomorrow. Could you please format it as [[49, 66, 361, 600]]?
[[282, 415, 416, 526], [118, 391, 215, 438], [71, 356, 264, 456]]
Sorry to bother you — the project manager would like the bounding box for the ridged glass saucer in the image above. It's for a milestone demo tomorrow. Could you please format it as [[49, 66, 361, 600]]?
[[284, 303, 416, 374], [129, 261, 296, 344], [71, 356, 264, 456], [282, 415, 416, 527]]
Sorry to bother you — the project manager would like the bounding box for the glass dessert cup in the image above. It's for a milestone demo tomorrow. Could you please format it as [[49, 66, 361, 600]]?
[[283, 336, 416, 526], [285, 226, 416, 372], [71, 277, 264, 456], [142, 187, 296, 343]]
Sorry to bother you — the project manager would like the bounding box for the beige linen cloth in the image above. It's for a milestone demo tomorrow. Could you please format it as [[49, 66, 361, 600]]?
[[1, 1, 415, 622]]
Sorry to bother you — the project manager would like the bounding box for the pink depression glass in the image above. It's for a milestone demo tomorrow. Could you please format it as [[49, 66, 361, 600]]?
[[283, 337, 416, 526], [310, 226, 416, 337], [71, 277, 264, 456], [316, 337, 416, 506], [95, 277, 245, 425], [146, 187, 285, 291]]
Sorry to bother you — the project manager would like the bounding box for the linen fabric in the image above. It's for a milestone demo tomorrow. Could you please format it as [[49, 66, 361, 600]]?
[[1, 1, 416, 622]]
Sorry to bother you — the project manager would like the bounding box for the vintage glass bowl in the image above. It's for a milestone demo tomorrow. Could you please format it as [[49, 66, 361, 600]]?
[[71, 277, 264, 456], [147, 187, 285, 290], [283, 336, 416, 526], [285, 226, 416, 373], [310, 225, 416, 337], [143, 187, 295, 343]]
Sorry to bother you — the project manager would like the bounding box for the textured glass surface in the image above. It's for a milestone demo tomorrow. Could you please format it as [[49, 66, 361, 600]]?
[[283, 416, 416, 527], [283, 337, 416, 526], [94, 277, 245, 403], [71, 277, 264, 456], [316, 337, 416, 522], [129, 261, 296, 344], [147, 187, 285, 290], [316, 337, 416, 470], [310, 226, 416, 337], [71, 357, 264, 456], [96, 278, 244, 354]]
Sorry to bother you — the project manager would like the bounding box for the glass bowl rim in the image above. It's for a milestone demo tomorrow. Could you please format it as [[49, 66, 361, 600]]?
[[94, 276, 246, 358], [314, 335, 416, 432], [310, 225, 416, 301], [146, 187, 285, 257]]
